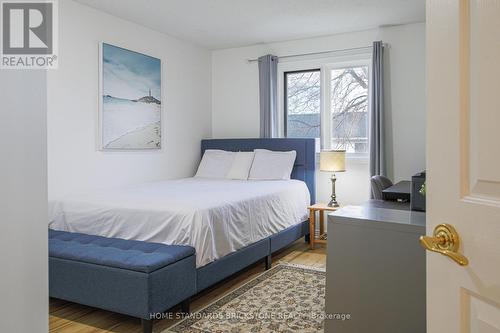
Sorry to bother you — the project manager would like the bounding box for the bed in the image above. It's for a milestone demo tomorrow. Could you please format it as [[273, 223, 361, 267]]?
[[49, 138, 316, 291], [49, 178, 310, 267]]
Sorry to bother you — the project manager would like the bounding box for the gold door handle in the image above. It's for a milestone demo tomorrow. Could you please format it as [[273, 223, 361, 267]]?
[[419, 224, 469, 266]]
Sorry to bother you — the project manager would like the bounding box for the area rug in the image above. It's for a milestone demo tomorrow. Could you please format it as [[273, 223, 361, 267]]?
[[165, 263, 325, 333]]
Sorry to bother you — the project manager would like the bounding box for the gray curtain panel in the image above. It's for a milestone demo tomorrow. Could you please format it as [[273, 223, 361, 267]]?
[[258, 54, 279, 138], [369, 41, 385, 177]]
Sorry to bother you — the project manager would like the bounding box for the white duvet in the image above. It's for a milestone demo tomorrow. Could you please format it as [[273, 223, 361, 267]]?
[[48, 178, 310, 267]]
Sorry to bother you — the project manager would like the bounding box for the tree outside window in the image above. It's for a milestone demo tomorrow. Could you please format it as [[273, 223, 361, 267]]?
[[285, 65, 369, 155], [330, 66, 368, 154]]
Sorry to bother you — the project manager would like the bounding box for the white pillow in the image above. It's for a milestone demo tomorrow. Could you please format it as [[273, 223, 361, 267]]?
[[195, 150, 235, 178], [248, 149, 297, 180], [226, 152, 255, 180]]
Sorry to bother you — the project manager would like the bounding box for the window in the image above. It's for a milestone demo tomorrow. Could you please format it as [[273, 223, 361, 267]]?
[[283, 62, 370, 157], [329, 66, 369, 154], [284, 69, 321, 139]]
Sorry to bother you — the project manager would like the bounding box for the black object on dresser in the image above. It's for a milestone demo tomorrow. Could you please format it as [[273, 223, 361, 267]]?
[[382, 180, 411, 201], [411, 171, 426, 211]]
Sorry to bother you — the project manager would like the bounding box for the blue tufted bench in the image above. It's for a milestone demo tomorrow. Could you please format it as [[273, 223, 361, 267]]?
[[49, 230, 196, 333]]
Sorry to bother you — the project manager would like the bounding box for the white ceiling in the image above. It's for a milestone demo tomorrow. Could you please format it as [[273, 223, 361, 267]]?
[[75, 0, 425, 50]]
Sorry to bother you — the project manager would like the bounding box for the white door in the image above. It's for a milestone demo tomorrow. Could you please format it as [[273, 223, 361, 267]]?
[[426, 0, 500, 332]]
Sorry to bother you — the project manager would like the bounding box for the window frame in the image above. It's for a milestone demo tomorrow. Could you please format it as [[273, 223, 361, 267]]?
[[278, 54, 372, 161], [283, 68, 321, 138]]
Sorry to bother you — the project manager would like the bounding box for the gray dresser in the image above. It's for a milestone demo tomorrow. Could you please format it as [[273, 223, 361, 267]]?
[[325, 204, 426, 333]]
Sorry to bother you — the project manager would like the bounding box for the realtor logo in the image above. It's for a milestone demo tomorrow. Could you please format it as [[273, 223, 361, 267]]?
[[1, 0, 58, 69]]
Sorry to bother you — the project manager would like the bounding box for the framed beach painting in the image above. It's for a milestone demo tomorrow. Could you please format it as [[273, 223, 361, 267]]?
[[99, 42, 162, 150]]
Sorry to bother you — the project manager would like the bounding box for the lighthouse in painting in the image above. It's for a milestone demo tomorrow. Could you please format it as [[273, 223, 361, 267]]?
[[136, 89, 160, 104]]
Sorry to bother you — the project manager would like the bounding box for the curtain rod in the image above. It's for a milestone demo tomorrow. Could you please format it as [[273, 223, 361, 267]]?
[[247, 43, 387, 63]]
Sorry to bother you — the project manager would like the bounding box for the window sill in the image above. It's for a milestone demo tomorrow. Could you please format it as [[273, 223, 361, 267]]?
[[315, 152, 369, 166]]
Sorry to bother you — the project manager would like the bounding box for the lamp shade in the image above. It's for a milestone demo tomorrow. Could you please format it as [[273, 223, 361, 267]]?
[[320, 150, 346, 172]]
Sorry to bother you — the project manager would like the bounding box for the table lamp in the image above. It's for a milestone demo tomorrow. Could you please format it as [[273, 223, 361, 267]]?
[[320, 150, 346, 207]]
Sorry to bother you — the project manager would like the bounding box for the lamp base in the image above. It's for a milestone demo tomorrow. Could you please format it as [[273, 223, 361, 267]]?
[[328, 173, 339, 208], [327, 199, 339, 208]]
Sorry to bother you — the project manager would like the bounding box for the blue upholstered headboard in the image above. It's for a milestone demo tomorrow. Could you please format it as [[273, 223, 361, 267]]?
[[201, 138, 316, 204]]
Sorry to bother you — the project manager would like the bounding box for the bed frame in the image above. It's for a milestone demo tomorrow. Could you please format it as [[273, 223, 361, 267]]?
[[49, 138, 316, 333], [196, 138, 316, 291]]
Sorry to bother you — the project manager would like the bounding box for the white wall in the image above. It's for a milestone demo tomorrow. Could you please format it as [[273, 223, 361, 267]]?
[[212, 23, 426, 205], [48, 0, 212, 198], [48, 2, 425, 206], [0, 72, 48, 332]]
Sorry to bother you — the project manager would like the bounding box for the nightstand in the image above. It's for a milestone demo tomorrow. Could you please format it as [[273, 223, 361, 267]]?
[[308, 203, 339, 249]]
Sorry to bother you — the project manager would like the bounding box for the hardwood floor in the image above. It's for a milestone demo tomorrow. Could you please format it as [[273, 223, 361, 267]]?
[[49, 240, 326, 333]]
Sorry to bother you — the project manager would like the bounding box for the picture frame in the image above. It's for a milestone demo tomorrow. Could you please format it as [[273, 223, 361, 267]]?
[[98, 42, 162, 150]]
